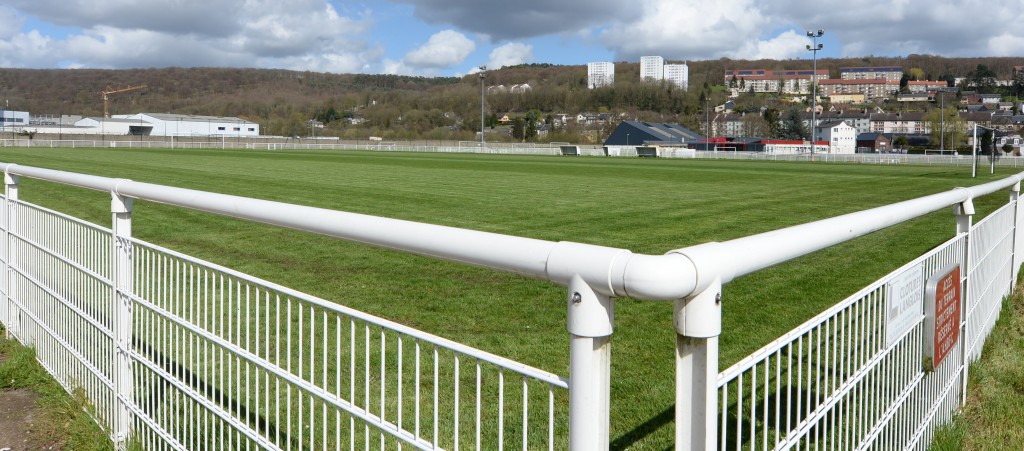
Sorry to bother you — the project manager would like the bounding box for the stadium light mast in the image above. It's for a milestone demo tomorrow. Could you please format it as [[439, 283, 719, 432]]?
[[939, 92, 945, 153], [479, 66, 486, 148], [806, 28, 824, 153]]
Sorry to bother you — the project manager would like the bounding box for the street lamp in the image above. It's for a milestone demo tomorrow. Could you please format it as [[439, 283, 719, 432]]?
[[479, 66, 486, 148], [806, 28, 824, 153]]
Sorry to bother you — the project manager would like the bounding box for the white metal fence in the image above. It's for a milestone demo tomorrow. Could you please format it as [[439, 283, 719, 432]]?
[[6, 137, 1024, 167], [0, 160, 1022, 450]]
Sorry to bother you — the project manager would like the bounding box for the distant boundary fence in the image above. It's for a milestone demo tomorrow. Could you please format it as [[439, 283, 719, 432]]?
[[2, 138, 1022, 168], [0, 160, 1022, 449]]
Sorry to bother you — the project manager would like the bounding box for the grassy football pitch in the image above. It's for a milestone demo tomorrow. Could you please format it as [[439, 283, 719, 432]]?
[[0, 147, 1013, 448]]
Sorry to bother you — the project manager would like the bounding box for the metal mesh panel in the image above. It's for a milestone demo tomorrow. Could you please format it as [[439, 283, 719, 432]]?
[[717, 235, 968, 450], [127, 240, 568, 450], [6, 200, 117, 430]]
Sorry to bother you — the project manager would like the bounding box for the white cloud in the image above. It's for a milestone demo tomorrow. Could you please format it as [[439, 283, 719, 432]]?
[[599, 0, 771, 59], [1, 0, 379, 71], [0, 30, 57, 68], [404, 30, 475, 68], [987, 33, 1024, 57], [731, 30, 812, 60], [382, 58, 413, 75], [0, 6, 24, 40], [487, 43, 534, 69]]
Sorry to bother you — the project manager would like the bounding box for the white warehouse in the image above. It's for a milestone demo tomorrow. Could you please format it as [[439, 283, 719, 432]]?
[[113, 113, 260, 137]]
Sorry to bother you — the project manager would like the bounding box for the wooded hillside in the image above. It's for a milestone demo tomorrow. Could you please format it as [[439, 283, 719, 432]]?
[[1, 55, 1021, 141]]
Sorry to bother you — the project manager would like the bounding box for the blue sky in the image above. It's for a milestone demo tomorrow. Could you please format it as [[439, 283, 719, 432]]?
[[1, 0, 1022, 76]]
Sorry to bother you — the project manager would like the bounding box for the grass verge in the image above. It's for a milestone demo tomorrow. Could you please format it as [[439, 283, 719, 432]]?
[[930, 286, 1024, 450], [0, 324, 113, 451]]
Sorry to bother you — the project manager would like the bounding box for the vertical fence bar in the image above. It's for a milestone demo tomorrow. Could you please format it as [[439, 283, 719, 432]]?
[[675, 278, 722, 451], [2, 171, 15, 339], [111, 189, 134, 447], [566, 274, 613, 451], [954, 199, 973, 407]]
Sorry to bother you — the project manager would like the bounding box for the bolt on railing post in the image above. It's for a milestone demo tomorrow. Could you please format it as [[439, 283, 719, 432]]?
[[566, 274, 613, 450], [954, 199, 973, 406], [674, 278, 722, 451], [2, 171, 16, 340], [111, 191, 134, 447]]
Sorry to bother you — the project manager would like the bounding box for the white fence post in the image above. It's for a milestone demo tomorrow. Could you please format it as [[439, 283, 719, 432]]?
[[954, 198, 973, 406], [1011, 182, 1021, 276], [2, 171, 16, 339], [674, 278, 722, 451], [566, 274, 613, 450], [111, 190, 134, 447]]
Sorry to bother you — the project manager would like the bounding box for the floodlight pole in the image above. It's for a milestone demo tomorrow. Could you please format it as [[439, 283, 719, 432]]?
[[940, 92, 945, 153], [479, 66, 486, 149], [972, 124, 977, 178], [705, 97, 711, 147], [806, 29, 824, 154]]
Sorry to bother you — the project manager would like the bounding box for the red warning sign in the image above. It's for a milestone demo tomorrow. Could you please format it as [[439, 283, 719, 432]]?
[[924, 264, 961, 371]]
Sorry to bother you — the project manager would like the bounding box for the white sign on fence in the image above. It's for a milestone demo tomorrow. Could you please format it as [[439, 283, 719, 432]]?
[[885, 263, 924, 346]]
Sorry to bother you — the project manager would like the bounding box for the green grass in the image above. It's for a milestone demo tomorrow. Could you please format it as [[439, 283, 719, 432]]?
[[0, 147, 1016, 448], [0, 324, 114, 450], [930, 286, 1024, 450]]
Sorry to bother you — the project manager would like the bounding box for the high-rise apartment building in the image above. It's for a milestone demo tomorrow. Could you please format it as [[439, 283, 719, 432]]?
[[640, 56, 664, 81], [587, 62, 615, 89], [664, 63, 689, 90]]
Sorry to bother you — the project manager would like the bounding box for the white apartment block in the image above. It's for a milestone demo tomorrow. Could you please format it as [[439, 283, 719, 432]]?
[[664, 63, 689, 90], [840, 67, 903, 83], [640, 56, 664, 81], [818, 79, 900, 99], [724, 69, 829, 95], [587, 62, 615, 89]]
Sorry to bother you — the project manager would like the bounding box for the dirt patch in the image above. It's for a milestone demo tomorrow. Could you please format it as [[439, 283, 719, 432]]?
[[0, 351, 59, 451], [0, 388, 47, 451]]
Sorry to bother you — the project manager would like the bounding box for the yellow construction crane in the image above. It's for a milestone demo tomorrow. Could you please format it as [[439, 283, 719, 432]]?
[[101, 85, 146, 118]]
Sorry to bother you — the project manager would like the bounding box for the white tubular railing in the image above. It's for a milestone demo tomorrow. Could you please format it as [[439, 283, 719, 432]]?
[[1, 159, 1023, 450]]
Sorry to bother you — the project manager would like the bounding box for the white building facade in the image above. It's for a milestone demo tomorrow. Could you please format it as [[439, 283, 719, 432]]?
[[817, 120, 858, 154], [840, 66, 903, 82], [664, 63, 689, 90], [0, 110, 30, 129], [73, 117, 153, 135], [114, 113, 260, 137], [640, 56, 664, 81], [587, 62, 615, 89]]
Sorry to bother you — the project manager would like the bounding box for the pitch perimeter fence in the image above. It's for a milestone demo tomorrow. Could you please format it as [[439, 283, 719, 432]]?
[[5, 137, 1024, 168], [0, 161, 1022, 450]]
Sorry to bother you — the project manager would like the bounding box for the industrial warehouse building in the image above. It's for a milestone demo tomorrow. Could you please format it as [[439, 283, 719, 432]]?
[[113, 113, 260, 137], [6, 111, 259, 137], [74, 117, 154, 135]]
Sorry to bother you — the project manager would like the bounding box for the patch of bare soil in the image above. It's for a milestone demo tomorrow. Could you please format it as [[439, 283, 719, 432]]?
[[0, 353, 58, 451]]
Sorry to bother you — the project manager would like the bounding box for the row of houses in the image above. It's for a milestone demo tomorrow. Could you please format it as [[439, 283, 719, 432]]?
[[714, 109, 1024, 138], [725, 66, 966, 100], [605, 116, 1024, 156]]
